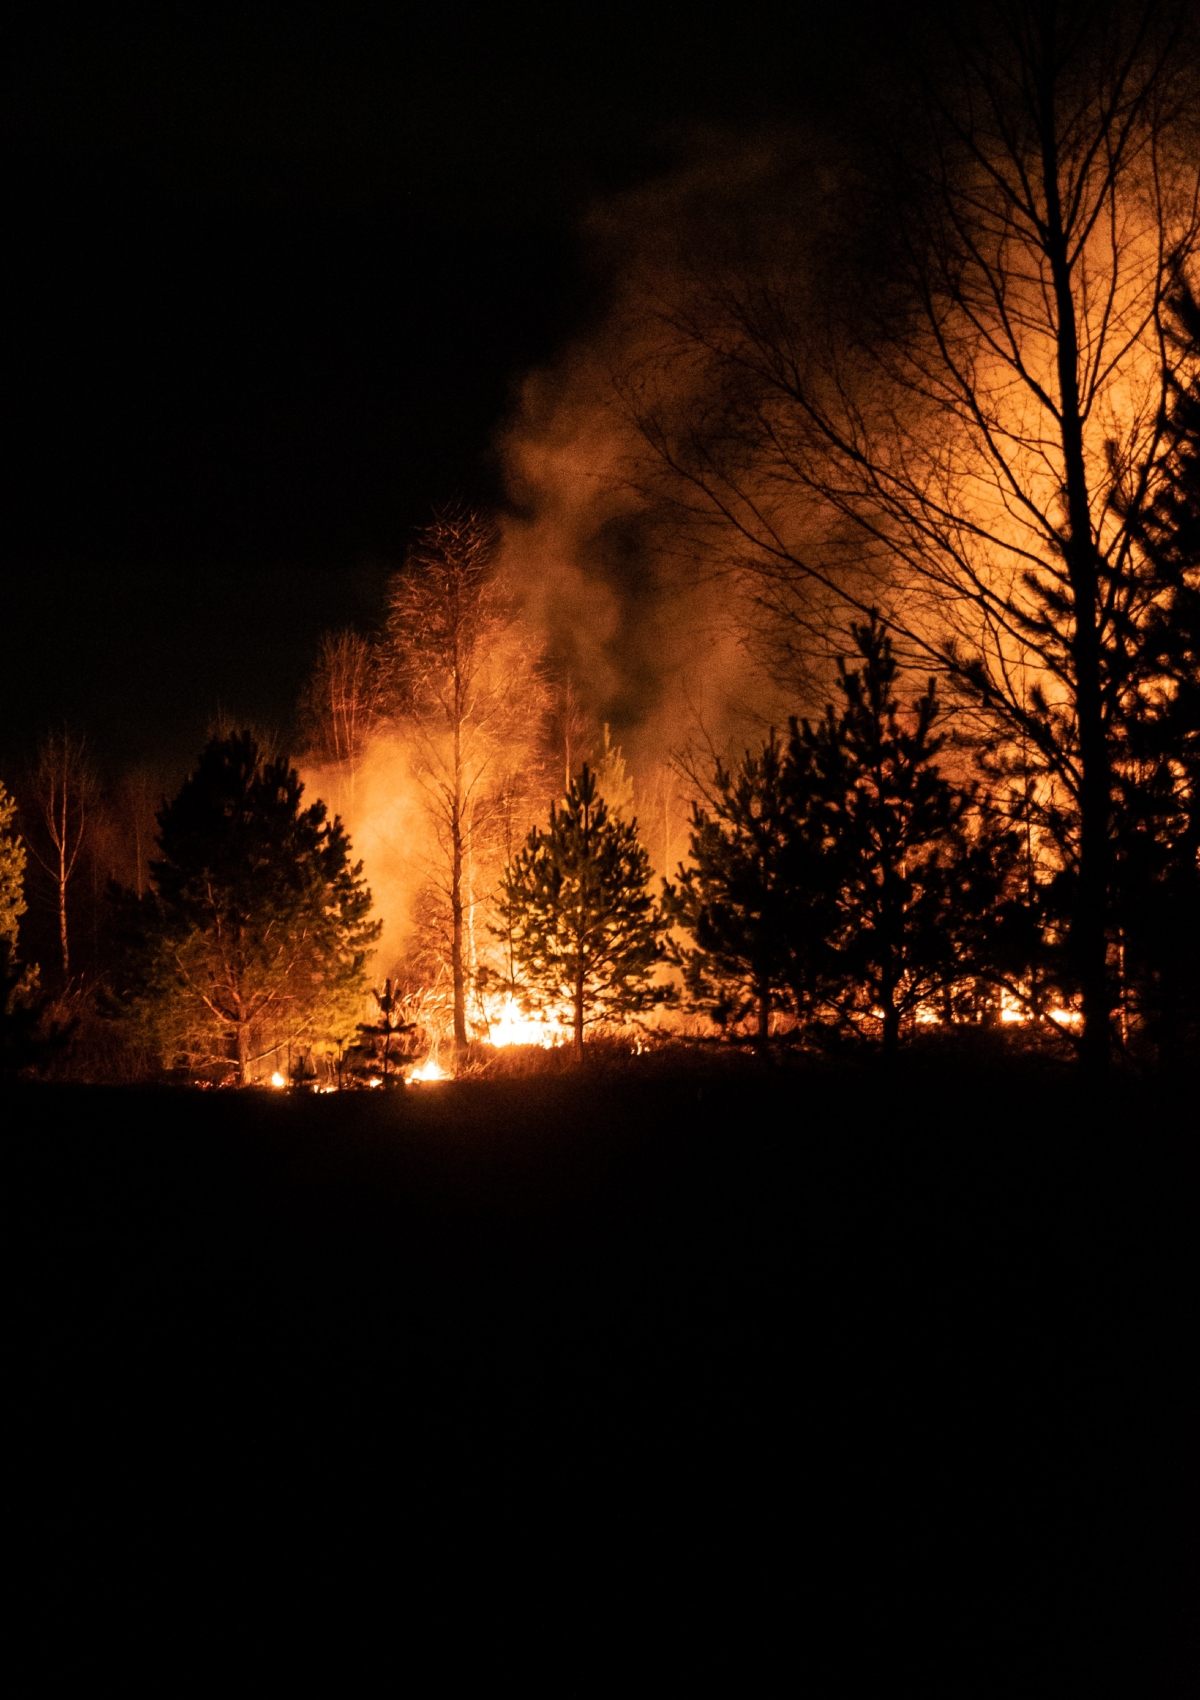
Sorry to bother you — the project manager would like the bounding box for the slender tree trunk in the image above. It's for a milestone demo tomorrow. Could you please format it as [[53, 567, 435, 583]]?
[[236, 1016, 250, 1086], [465, 829, 478, 1014], [450, 717, 468, 1066], [58, 771, 72, 982], [573, 962, 585, 1061], [451, 821, 467, 1064], [880, 921, 901, 1056], [756, 977, 771, 1055], [1040, 99, 1111, 1072], [879, 832, 901, 1057], [57, 860, 69, 983]]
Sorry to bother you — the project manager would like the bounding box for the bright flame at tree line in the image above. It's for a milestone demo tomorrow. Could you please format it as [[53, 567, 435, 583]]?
[[486, 994, 567, 1050], [261, 996, 568, 1090], [254, 987, 1081, 1089]]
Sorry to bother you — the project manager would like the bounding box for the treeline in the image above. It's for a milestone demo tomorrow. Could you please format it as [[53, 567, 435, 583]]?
[[481, 608, 1199, 1068], [1, 357, 1197, 1076], [0, 740, 160, 1078], [2, 552, 1196, 1080], [0, 510, 633, 1084], [2, 346, 1199, 1076], [294, 507, 636, 1069], [583, 4, 1200, 1073], [3, 4, 1199, 1080]]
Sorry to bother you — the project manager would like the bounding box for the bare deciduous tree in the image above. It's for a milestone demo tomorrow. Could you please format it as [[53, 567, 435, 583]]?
[[300, 629, 384, 801], [632, 0, 1200, 1068], [548, 677, 597, 794], [384, 509, 547, 1063], [30, 729, 96, 984]]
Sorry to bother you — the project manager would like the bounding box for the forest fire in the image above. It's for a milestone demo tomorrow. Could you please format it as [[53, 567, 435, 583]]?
[[486, 994, 566, 1050], [9, 22, 1199, 1688], [1000, 990, 1084, 1030], [2, 6, 1195, 1091], [406, 1057, 449, 1083]]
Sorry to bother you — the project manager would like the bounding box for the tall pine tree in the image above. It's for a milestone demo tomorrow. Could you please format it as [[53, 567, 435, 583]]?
[[495, 766, 666, 1058]]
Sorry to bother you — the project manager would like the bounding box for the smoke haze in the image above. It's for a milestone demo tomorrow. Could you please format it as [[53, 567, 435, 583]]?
[[493, 131, 843, 774]]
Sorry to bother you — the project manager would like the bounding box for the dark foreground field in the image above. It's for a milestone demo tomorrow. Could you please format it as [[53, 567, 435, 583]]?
[[6, 1057, 1198, 1690]]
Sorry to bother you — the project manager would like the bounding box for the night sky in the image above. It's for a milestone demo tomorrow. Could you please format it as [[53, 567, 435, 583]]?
[[5, 3, 871, 776]]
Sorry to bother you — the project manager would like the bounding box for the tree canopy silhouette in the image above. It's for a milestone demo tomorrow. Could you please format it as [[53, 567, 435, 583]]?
[[1111, 281, 1200, 1060], [799, 618, 1019, 1053], [670, 620, 1021, 1053], [496, 765, 667, 1057], [665, 732, 831, 1046], [630, 0, 1200, 1068], [112, 733, 379, 1084]]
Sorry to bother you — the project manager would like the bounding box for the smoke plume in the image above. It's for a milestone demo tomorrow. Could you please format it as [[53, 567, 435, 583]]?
[[493, 130, 843, 780]]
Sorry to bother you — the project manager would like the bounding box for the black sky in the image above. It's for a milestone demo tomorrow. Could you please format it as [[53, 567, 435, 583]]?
[[4, 2, 871, 776]]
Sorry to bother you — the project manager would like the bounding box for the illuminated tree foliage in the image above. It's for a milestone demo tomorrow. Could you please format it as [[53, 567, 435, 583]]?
[[0, 779, 73, 1079], [496, 766, 667, 1057], [594, 725, 635, 820], [349, 979, 417, 1086], [0, 780, 46, 1078], [0, 781, 27, 947], [112, 733, 379, 1084], [0, 939, 47, 1078], [384, 508, 546, 1064], [301, 628, 383, 776]]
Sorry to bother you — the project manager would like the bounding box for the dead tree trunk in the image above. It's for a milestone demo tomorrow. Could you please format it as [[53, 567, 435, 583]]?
[[573, 960, 585, 1060], [1040, 101, 1112, 1072]]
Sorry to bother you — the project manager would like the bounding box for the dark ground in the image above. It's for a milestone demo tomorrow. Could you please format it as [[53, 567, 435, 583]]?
[[6, 1058, 1198, 1689]]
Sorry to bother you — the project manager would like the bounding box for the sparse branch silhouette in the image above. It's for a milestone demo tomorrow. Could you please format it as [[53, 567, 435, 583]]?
[[29, 729, 96, 986], [626, 0, 1200, 1069], [383, 507, 547, 1062]]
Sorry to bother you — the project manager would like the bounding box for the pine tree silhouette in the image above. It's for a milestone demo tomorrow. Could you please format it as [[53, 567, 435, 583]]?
[[795, 616, 1015, 1054], [351, 980, 417, 1086], [665, 732, 834, 1047], [1112, 282, 1200, 1061], [496, 766, 667, 1058]]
